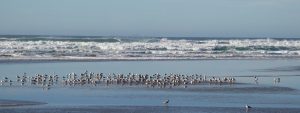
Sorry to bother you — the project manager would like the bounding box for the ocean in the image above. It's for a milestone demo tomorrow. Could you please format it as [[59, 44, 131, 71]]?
[[1, 35, 300, 113], [1, 35, 300, 60]]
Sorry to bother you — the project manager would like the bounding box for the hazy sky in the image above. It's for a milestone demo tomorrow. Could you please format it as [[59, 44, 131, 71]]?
[[0, 0, 299, 37]]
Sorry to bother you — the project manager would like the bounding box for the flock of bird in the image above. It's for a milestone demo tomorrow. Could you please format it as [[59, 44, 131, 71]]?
[[0, 71, 259, 110], [0, 71, 236, 89]]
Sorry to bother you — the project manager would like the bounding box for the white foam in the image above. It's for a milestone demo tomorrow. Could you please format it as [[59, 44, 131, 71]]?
[[0, 38, 300, 60]]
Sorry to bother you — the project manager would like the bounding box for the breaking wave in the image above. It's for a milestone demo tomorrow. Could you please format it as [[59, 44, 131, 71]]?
[[1, 35, 300, 60]]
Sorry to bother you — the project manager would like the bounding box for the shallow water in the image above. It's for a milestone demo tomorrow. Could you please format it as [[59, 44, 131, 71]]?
[[1, 106, 300, 113], [0, 59, 300, 110]]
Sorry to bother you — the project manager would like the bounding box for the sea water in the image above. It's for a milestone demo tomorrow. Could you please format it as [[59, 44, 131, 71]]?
[[1, 35, 300, 60]]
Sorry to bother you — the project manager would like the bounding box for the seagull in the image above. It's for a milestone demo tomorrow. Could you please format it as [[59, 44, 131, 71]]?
[[245, 104, 252, 109], [245, 104, 252, 112], [163, 99, 169, 104]]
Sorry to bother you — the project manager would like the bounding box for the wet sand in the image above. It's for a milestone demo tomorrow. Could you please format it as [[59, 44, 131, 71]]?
[[1, 60, 300, 112], [1, 106, 300, 113], [0, 99, 46, 107], [1, 82, 296, 94], [155, 85, 296, 94]]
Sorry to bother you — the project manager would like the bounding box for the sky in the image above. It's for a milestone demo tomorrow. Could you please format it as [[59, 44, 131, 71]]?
[[0, 0, 299, 38]]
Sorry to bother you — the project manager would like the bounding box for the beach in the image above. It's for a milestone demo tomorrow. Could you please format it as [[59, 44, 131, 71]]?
[[1, 0, 300, 112], [1, 36, 300, 113], [1, 59, 300, 113], [2, 106, 300, 113]]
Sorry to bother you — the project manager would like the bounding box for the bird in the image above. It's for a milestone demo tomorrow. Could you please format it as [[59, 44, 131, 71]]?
[[245, 104, 252, 112], [163, 99, 169, 104], [245, 104, 252, 109]]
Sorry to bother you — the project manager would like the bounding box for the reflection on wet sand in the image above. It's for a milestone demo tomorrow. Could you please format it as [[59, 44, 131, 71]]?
[[0, 99, 46, 107], [1, 71, 236, 89]]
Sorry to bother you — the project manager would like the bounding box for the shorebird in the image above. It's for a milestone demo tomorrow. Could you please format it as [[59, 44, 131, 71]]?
[[274, 77, 280, 83], [245, 104, 252, 112], [163, 99, 169, 104], [245, 104, 252, 109]]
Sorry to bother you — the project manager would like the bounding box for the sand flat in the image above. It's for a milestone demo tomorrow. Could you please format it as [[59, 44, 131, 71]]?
[[0, 106, 300, 113], [0, 99, 46, 107]]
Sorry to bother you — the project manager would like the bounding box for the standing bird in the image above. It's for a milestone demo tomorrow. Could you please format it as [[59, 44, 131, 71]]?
[[254, 76, 258, 84], [245, 104, 252, 112], [246, 104, 252, 109]]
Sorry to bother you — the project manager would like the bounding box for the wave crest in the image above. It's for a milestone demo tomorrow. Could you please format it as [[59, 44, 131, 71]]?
[[1, 36, 300, 60]]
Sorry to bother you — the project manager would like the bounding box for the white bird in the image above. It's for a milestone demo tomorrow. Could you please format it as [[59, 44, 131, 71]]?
[[163, 99, 169, 104], [245, 104, 252, 109]]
